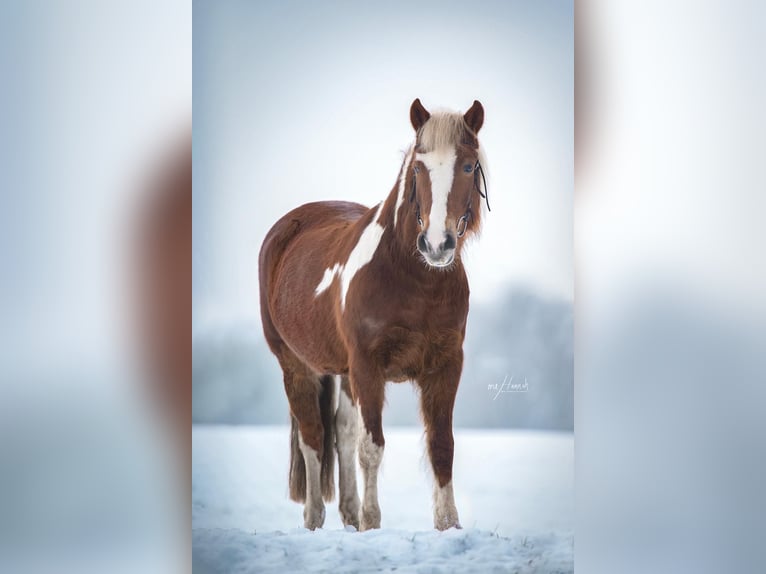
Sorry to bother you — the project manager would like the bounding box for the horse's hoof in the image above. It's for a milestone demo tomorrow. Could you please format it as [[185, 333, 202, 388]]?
[[341, 513, 360, 531], [303, 504, 326, 530], [339, 497, 361, 530], [360, 505, 381, 531], [434, 513, 461, 531]]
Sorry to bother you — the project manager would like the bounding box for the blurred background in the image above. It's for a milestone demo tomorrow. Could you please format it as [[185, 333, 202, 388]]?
[[0, 1, 190, 572], [575, 2, 766, 572], [192, 0, 574, 430]]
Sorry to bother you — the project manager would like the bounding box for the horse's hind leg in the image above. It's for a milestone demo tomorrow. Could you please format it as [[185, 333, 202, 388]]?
[[280, 352, 334, 530], [335, 376, 361, 529]]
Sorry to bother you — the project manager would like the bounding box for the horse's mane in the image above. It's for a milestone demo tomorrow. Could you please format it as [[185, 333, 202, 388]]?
[[418, 110, 467, 152]]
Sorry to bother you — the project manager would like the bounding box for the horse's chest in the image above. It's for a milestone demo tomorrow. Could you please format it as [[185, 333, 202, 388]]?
[[343, 262, 469, 380], [355, 316, 464, 382]]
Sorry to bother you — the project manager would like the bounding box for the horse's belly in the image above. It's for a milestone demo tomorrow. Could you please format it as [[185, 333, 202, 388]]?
[[280, 316, 348, 375]]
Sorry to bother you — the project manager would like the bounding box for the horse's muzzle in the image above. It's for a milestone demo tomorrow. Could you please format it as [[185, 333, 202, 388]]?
[[417, 231, 456, 268]]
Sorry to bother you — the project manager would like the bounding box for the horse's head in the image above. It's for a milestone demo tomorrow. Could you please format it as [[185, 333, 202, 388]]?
[[405, 98, 488, 268]]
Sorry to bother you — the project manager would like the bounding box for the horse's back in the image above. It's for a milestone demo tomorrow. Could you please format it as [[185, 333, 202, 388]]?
[[260, 200, 365, 259], [259, 200, 367, 284]]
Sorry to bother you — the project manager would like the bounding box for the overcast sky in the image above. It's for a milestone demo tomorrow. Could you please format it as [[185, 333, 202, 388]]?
[[193, 0, 573, 328]]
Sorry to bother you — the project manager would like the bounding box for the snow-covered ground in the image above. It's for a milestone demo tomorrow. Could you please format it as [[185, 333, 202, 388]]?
[[193, 425, 573, 573]]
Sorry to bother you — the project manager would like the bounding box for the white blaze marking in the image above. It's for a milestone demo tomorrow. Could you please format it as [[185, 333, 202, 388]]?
[[393, 146, 414, 228], [313, 203, 385, 310], [415, 149, 457, 249]]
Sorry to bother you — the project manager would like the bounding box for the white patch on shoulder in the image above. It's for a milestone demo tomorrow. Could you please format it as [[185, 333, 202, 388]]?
[[339, 202, 385, 310], [393, 146, 414, 228], [415, 149, 457, 248], [314, 262, 342, 296], [313, 203, 386, 311]]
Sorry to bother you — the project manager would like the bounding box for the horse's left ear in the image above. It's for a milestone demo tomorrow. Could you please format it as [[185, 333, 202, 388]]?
[[463, 100, 484, 134]]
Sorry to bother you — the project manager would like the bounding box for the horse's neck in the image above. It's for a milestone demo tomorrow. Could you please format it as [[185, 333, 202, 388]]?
[[376, 181, 415, 255]]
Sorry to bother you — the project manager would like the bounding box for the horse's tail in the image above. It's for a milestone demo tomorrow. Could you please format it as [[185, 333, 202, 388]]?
[[288, 375, 336, 503], [318, 375, 336, 502]]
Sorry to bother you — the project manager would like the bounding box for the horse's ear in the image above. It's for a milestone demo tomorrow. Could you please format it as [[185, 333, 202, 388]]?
[[463, 100, 484, 134], [410, 98, 431, 131]]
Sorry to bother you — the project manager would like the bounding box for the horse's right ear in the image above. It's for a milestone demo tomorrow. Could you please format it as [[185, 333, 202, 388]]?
[[410, 98, 431, 131]]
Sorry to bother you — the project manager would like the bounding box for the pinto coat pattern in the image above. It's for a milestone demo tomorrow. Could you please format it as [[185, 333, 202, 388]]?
[[258, 99, 488, 531]]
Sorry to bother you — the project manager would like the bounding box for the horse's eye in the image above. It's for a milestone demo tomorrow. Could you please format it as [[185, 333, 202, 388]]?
[[463, 164, 473, 173]]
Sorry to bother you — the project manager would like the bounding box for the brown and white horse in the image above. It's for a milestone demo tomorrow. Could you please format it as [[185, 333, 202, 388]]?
[[258, 98, 488, 531]]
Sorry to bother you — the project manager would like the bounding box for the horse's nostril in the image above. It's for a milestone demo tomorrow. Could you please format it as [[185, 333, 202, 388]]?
[[441, 233, 456, 252], [417, 233, 430, 253]]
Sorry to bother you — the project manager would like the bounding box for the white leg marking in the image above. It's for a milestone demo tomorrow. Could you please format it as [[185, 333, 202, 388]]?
[[415, 149, 457, 248], [357, 415, 384, 530], [339, 202, 385, 310], [335, 388, 361, 528], [433, 479, 461, 530], [298, 433, 326, 530], [393, 146, 415, 228]]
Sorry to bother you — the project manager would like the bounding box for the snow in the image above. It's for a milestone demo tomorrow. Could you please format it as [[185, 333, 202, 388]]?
[[193, 425, 573, 573]]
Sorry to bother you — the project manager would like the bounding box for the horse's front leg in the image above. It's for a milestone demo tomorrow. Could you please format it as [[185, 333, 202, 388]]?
[[417, 350, 462, 530], [349, 358, 385, 531]]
